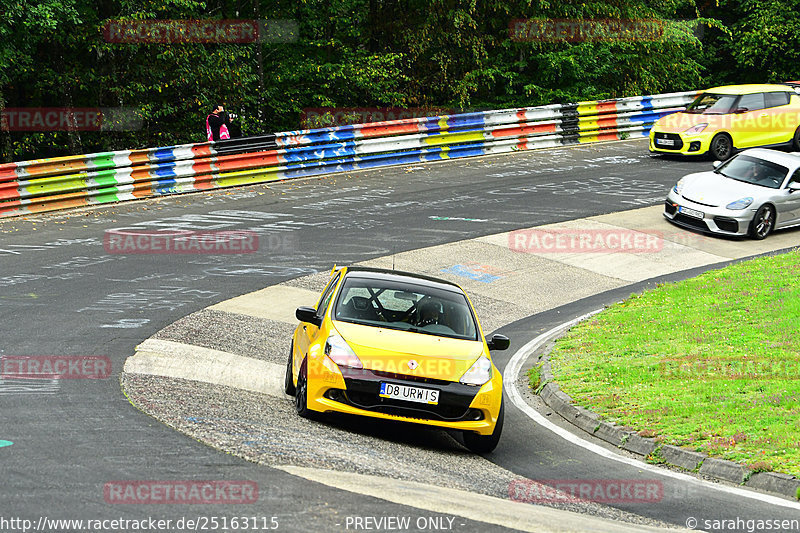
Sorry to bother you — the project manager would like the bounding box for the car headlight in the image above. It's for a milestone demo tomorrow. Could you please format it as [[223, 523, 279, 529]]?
[[460, 355, 492, 386], [726, 197, 753, 210], [684, 123, 708, 135], [324, 334, 362, 369], [673, 178, 685, 195]]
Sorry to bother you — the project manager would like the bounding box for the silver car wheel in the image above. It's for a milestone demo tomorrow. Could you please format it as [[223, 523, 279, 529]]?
[[750, 205, 775, 240]]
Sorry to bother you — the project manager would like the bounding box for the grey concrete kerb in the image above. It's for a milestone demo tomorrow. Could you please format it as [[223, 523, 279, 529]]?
[[532, 328, 800, 501]]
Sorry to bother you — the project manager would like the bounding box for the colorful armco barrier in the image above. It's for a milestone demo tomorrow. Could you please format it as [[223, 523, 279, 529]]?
[[0, 90, 697, 218]]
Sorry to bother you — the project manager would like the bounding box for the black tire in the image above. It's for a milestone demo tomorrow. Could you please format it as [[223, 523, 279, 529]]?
[[294, 358, 314, 419], [284, 343, 296, 396], [792, 126, 800, 151], [749, 205, 775, 240], [709, 133, 733, 161], [462, 400, 504, 454]]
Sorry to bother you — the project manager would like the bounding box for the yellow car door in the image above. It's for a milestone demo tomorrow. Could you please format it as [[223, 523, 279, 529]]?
[[732, 92, 768, 148], [763, 91, 797, 144]]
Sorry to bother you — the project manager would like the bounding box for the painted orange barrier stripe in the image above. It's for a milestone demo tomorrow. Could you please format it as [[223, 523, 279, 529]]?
[[596, 101, 618, 114]]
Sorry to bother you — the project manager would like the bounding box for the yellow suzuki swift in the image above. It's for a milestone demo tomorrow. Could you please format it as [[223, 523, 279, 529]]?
[[285, 266, 509, 453], [650, 83, 800, 160]]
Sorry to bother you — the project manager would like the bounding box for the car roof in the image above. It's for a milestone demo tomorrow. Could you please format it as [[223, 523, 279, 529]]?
[[704, 84, 796, 95], [736, 148, 800, 169], [341, 266, 464, 293]]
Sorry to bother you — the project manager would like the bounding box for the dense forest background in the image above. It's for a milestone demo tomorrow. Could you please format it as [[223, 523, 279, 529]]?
[[1, 0, 798, 162]]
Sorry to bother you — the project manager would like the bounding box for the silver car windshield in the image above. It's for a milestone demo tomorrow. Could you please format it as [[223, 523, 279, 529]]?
[[333, 277, 479, 341], [685, 93, 737, 115], [715, 155, 788, 189]]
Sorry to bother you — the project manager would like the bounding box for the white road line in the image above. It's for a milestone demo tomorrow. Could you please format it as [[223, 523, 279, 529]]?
[[503, 312, 800, 510]]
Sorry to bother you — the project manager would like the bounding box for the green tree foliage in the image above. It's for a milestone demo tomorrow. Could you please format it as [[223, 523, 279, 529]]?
[[0, 0, 797, 162]]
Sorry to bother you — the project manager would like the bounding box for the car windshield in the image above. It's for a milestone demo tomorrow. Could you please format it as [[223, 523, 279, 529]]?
[[685, 93, 738, 115], [715, 155, 788, 189], [333, 276, 479, 341]]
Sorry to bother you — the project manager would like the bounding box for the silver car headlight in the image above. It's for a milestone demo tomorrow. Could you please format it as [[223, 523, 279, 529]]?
[[460, 355, 492, 386], [726, 197, 753, 210], [673, 178, 686, 195]]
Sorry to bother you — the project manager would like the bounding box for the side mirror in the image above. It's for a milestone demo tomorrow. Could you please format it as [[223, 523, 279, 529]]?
[[788, 182, 800, 192], [734, 107, 749, 114], [487, 333, 510, 351], [712, 160, 722, 169], [296, 306, 322, 327]]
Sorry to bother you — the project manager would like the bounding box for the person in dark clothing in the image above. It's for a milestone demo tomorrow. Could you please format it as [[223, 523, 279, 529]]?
[[206, 104, 236, 142]]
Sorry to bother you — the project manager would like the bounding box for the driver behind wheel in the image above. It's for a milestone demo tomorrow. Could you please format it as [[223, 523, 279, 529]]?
[[417, 299, 442, 327]]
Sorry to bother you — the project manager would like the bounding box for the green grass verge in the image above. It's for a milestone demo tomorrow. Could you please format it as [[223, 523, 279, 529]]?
[[547, 250, 800, 475]]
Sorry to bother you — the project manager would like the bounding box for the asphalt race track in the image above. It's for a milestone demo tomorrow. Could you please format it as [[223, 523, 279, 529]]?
[[2, 139, 798, 532]]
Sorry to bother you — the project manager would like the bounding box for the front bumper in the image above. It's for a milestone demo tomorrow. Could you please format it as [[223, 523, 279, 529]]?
[[649, 130, 711, 155], [663, 190, 755, 237], [306, 361, 502, 435]]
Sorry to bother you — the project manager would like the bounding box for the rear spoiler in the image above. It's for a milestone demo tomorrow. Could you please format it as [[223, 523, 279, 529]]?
[[784, 81, 800, 93]]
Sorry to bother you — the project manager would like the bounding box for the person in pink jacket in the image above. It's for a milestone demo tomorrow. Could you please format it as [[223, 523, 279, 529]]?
[[206, 104, 235, 142]]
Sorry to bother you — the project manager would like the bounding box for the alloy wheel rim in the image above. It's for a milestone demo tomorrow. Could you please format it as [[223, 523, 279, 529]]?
[[756, 209, 773, 237], [714, 138, 730, 159]]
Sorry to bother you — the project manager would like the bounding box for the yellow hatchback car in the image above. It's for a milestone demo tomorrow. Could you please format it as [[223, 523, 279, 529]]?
[[650, 83, 800, 160], [285, 266, 509, 453]]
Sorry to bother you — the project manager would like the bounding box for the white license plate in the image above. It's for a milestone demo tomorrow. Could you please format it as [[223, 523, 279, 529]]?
[[379, 382, 439, 405], [656, 138, 675, 146], [678, 206, 704, 219]]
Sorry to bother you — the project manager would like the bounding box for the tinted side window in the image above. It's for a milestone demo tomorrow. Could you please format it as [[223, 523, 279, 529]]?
[[789, 169, 800, 187], [736, 93, 765, 112], [765, 92, 791, 108], [317, 273, 341, 316]]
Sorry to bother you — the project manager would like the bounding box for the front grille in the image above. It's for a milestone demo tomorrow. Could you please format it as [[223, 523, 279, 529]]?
[[653, 132, 683, 150], [714, 216, 739, 233], [664, 201, 677, 215], [371, 370, 450, 386], [339, 390, 477, 421], [674, 214, 709, 230]]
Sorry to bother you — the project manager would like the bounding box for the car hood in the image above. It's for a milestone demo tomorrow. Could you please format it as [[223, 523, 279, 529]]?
[[333, 321, 485, 380], [679, 172, 766, 206]]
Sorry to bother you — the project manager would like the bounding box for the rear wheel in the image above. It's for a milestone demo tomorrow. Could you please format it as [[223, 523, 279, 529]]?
[[284, 343, 296, 396], [749, 205, 775, 240], [462, 400, 504, 454], [709, 133, 733, 161], [792, 126, 800, 151]]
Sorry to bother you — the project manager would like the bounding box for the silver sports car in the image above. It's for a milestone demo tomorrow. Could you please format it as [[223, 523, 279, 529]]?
[[664, 148, 800, 239]]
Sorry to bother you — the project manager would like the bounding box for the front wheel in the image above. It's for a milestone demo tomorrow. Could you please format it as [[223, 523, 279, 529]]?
[[749, 205, 775, 240], [294, 359, 314, 419], [709, 133, 733, 161], [792, 126, 800, 151], [462, 400, 504, 454], [284, 343, 296, 396]]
